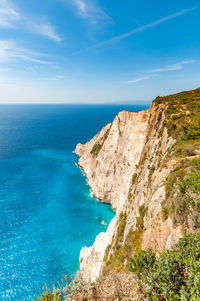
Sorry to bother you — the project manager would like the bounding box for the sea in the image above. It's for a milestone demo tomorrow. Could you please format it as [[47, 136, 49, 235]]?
[[0, 104, 149, 301]]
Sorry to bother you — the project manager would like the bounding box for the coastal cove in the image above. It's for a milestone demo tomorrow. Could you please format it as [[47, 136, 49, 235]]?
[[0, 104, 149, 301]]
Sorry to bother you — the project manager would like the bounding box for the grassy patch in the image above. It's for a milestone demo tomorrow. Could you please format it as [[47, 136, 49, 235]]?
[[90, 126, 111, 156], [131, 173, 137, 185], [128, 173, 137, 203], [168, 140, 199, 158], [148, 165, 155, 182], [103, 206, 147, 275], [34, 288, 61, 301], [154, 88, 200, 159], [103, 212, 127, 274], [156, 89, 200, 228], [123, 205, 148, 257], [141, 152, 147, 165], [162, 156, 200, 228]]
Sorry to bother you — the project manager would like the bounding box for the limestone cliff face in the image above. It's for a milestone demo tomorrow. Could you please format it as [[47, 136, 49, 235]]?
[[75, 103, 184, 282], [79, 216, 117, 283], [75, 110, 149, 282], [123, 102, 181, 254], [75, 110, 149, 211]]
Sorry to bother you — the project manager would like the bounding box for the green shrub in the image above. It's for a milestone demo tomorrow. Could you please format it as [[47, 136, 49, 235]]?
[[168, 140, 199, 158], [153, 88, 200, 160], [180, 171, 200, 195], [34, 288, 61, 301], [148, 165, 155, 182], [103, 206, 148, 275], [141, 152, 147, 165], [128, 232, 200, 300], [90, 127, 111, 156], [162, 156, 200, 228], [127, 248, 156, 277], [165, 166, 186, 198], [191, 156, 200, 170], [131, 173, 137, 185]]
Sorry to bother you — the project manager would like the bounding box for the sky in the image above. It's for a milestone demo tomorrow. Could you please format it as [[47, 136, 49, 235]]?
[[0, 0, 200, 103]]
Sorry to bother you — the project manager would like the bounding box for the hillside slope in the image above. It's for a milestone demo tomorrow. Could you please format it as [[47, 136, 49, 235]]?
[[75, 88, 200, 283]]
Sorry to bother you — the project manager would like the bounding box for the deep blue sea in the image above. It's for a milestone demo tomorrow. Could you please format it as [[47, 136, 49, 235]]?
[[0, 104, 149, 301]]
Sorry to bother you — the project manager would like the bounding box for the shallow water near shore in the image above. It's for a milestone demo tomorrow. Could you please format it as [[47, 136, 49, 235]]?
[[0, 104, 149, 300]]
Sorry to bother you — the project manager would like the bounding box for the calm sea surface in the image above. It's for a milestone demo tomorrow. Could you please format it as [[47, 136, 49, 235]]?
[[0, 104, 149, 300]]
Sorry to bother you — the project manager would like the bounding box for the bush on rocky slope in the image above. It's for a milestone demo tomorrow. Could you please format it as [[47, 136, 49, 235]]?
[[162, 156, 200, 229], [156, 89, 200, 158], [35, 232, 200, 300], [128, 231, 200, 300], [35, 89, 200, 301], [34, 288, 61, 301]]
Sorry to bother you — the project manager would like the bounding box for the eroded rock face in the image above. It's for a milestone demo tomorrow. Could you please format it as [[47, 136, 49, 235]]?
[[123, 104, 181, 255], [79, 216, 117, 283], [75, 110, 150, 282], [75, 110, 150, 211], [75, 104, 183, 283]]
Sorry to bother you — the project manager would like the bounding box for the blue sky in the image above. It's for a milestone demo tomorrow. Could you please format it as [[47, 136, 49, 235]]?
[[0, 0, 200, 103]]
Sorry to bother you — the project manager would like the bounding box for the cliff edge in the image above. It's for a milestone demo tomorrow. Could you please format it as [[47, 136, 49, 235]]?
[[75, 110, 149, 211], [75, 89, 200, 283]]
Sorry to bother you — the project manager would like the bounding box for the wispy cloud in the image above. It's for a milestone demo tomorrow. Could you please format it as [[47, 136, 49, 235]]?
[[127, 60, 199, 84], [150, 60, 198, 73], [0, 40, 51, 65], [82, 6, 197, 50], [69, 0, 111, 24], [127, 74, 159, 83], [73, 0, 88, 17], [0, 0, 61, 42], [0, 0, 20, 28], [42, 75, 65, 80], [30, 23, 62, 42]]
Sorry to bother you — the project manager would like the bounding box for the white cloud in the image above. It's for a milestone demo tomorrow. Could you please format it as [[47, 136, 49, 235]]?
[[42, 75, 65, 80], [0, 40, 51, 65], [127, 74, 159, 83], [0, 0, 20, 28], [69, 0, 111, 24], [127, 60, 199, 84], [0, 0, 61, 42], [150, 60, 198, 73], [30, 23, 62, 42], [74, 0, 88, 17], [127, 75, 152, 83], [82, 6, 197, 50]]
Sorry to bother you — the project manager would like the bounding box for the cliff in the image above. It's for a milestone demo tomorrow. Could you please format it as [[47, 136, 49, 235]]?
[[75, 89, 200, 283], [75, 110, 149, 211]]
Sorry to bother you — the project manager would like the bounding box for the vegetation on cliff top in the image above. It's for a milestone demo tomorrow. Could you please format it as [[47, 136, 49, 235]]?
[[154, 88, 200, 229], [128, 231, 200, 300], [35, 232, 200, 301], [102, 88, 200, 280], [35, 88, 200, 300], [155, 88, 200, 158], [162, 156, 200, 229]]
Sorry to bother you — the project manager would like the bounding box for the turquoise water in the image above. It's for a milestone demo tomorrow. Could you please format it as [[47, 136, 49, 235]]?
[[0, 104, 149, 300]]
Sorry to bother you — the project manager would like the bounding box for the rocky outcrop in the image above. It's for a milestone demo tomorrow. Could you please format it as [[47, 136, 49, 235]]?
[[75, 110, 150, 282], [79, 216, 117, 283], [75, 94, 197, 282], [75, 110, 149, 211], [123, 103, 181, 255]]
